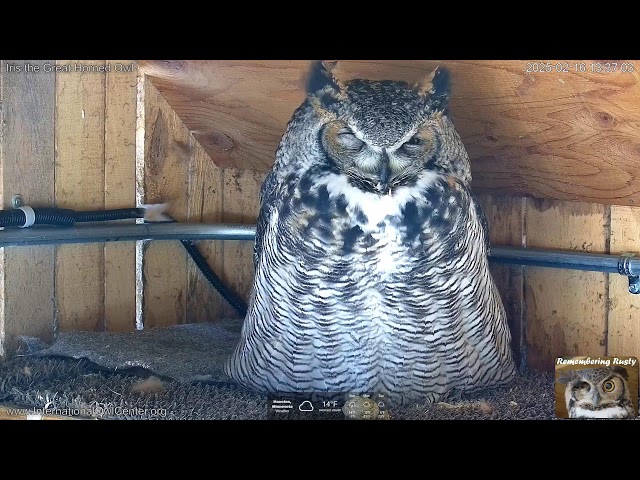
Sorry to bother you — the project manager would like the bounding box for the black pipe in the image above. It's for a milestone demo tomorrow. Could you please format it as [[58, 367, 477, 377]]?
[[181, 240, 248, 317], [0, 207, 146, 228]]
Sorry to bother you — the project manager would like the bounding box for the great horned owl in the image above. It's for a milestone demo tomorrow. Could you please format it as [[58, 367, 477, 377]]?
[[225, 61, 516, 405], [558, 367, 636, 419]]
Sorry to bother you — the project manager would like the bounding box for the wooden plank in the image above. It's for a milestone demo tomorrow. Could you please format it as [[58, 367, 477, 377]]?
[[104, 61, 138, 332], [142, 80, 189, 328], [220, 168, 264, 319], [55, 60, 106, 332], [608, 206, 640, 359], [525, 199, 609, 371], [186, 138, 225, 323], [139, 60, 640, 206], [476, 194, 524, 368], [1, 60, 56, 358]]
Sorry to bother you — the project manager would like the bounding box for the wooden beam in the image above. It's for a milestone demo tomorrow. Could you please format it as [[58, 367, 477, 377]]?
[[476, 195, 524, 368], [524, 199, 609, 371], [104, 61, 138, 332], [608, 206, 640, 359], [139, 60, 640, 206], [0, 60, 56, 357], [142, 80, 189, 328], [220, 168, 264, 319], [55, 60, 106, 332], [186, 137, 226, 323]]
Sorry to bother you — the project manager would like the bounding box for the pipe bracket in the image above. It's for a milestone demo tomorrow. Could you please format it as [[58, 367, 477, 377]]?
[[617, 253, 640, 294]]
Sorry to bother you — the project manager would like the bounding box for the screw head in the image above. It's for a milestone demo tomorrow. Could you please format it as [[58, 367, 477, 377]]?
[[11, 195, 23, 208], [629, 277, 640, 294]]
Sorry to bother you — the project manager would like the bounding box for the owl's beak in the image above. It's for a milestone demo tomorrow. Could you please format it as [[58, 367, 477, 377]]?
[[377, 148, 391, 193], [591, 390, 600, 405]]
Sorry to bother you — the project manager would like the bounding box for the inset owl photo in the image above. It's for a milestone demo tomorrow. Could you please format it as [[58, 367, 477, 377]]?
[[555, 356, 639, 419]]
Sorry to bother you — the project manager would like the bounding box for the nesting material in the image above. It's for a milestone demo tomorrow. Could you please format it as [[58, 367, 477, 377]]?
[[131, 376, 166, 394], [0, 354, 561, 419], [0, 356, 266, 420], [31, 320, 244, 384], [2, 320, 625, 419]]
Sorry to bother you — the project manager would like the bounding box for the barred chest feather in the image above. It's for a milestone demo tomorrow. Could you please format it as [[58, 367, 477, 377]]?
[[272, 168, 476, 344], [227, 164, 514, 404]]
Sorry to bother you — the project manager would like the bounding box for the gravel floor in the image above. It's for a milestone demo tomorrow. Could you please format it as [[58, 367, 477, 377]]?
[[0, 355, 559, 420]]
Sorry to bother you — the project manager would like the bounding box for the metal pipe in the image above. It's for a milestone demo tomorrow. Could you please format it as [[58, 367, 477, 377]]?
[[490, 246, 640, 276], [1, 222, 639, 277], [0, 223, 256, 247]]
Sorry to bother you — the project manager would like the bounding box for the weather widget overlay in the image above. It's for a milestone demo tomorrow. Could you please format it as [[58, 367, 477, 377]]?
[[268, 392, 389, 420]]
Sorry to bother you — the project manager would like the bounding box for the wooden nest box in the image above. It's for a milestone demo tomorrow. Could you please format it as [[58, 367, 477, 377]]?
[[0, 59, 639, 372]]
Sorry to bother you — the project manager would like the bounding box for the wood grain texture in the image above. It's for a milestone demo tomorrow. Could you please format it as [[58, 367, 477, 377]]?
[[525, 199, 609, 371], [139, 60, 640, 206], [220, 168, 264, 318], [186, 138, 225, 323], [608, 206, 640, 360], [476, 194, 524, 368], [104, 61, 138, 332], [0, 60, 56, 357], [55, 60, 106, 332], [142, 80, 189, 328]]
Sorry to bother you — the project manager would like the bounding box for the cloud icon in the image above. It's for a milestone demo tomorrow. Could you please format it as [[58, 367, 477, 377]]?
[[298, 400, 314, 412]]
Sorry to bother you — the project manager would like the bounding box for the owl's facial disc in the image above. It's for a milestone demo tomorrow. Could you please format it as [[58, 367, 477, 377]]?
[[321, 120, 437, 194]]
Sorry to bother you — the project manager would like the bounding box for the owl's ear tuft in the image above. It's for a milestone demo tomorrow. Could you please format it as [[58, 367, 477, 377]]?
[[306, 60, 344, 97], [612, 366, 629, 380], [556, 370, 575, 384], [415, 66, 451, 112]]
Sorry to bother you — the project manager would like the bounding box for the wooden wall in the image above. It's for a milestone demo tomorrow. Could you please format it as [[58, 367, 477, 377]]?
[[1, 59, 639, 372], [0, 60, 264, 359], [142, 79, 264, 328]]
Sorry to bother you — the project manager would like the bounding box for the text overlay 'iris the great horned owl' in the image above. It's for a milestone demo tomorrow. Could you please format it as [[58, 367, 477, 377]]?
[[225, 61, 516, 404]]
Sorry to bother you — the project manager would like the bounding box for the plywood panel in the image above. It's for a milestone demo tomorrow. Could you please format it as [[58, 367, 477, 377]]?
[[139, 60, 640, 206], [0, 60, 56, 357], [142, 80, 189, 328], [104, 61, 138, 332], [525, 199, 609, 371], [476, 194, 524, 368], [55, 60, 106, 332], [608, 206, 640, 359], [186, 139, 225, 323], [220, 168, 264, 319]]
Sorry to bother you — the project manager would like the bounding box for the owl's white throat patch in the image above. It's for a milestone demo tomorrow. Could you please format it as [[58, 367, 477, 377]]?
[[322, 170, 439, 232], [571, 406, 630, 418]]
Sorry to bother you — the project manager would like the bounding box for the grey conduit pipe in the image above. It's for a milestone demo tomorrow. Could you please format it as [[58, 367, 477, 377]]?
[[1, 223, 639, 293]]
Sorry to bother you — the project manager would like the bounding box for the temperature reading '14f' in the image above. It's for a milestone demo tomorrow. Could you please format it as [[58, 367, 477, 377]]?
[[323, 400, 338, 408]]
